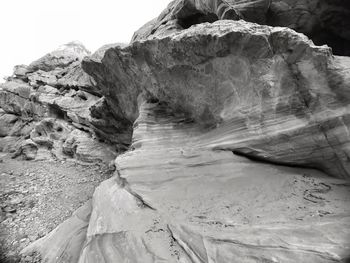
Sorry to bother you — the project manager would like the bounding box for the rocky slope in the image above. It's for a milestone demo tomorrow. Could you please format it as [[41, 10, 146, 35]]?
[[0, 42, 130, 164], [1, 0, 350, 262]]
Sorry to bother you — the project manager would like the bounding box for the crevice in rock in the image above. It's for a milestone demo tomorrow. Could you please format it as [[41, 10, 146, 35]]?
[[47, 103, 67, 120], [166, 225, 202, 262], [232, 148, 317, 170], [311, 29, 350, 56], [115, 168, 156, 210], [318, 125, 349, 176], [177, 12, 219, 29], [266, 3, 350, 56], [0, 89, 31, 101]]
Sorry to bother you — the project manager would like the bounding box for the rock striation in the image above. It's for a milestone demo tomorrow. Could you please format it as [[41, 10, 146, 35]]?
[[0, 0, 348, 262], [22, 99, 350, 262], [86, 20, 350, 179]]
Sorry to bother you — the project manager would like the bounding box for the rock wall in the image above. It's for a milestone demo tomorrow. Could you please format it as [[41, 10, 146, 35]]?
[[0, 0, 348, 262], [0, 42, 130, 163]]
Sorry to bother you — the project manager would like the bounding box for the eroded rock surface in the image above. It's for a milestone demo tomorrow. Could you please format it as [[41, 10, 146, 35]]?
[[22, 100, 350, 262], [0, 0, 348, 262], [0, 42, 123, 163], [84, 20, 350, 178]]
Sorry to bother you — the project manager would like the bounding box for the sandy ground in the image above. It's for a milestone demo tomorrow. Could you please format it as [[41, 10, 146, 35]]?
[[0, 155, 114, 263]]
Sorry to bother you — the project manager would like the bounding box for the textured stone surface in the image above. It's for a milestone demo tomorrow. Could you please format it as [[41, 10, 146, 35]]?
[[1, 1, 349, 262], [0, 42, 121, 163], [268, 0, 350, 56], [132, 0, 271, 42], [84, 20, 350, 178], [22, 101, 350, 262], [132, 0, 350, 56], [27, 41, 91, 72]]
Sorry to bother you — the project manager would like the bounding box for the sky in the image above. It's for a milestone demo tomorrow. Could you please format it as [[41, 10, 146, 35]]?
[[0, 0, 171, 81]]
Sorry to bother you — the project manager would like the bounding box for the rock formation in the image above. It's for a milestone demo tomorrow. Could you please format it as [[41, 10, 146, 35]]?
[[86, 20, 350, 179], [0, 0, 349, 262], [0, 41, 130, 163], [133, 0, 350, 55]]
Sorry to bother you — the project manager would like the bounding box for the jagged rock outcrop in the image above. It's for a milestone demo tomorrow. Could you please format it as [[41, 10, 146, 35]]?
[[0, 42, 127, 163], [1, 0, 347, 262]]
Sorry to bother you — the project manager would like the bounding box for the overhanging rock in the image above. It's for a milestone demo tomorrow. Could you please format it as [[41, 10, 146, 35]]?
[[22, 20, 350, 263]]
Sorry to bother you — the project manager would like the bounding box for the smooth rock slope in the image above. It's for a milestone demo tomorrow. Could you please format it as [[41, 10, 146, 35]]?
[[22, 100, 350, 262]]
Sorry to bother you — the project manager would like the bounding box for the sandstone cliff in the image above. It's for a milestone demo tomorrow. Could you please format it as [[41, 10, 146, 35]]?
[[0, 0, 349, 262]]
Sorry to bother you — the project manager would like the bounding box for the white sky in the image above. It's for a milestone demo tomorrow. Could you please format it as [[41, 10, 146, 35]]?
[[0, 0, 171, 81]]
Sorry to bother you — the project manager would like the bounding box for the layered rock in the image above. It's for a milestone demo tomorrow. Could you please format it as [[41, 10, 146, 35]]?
[[6, 0, 350, 262], [0, 42, 127, 163], [22, 99, 350, 262], [84, 20, 350, 178]]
